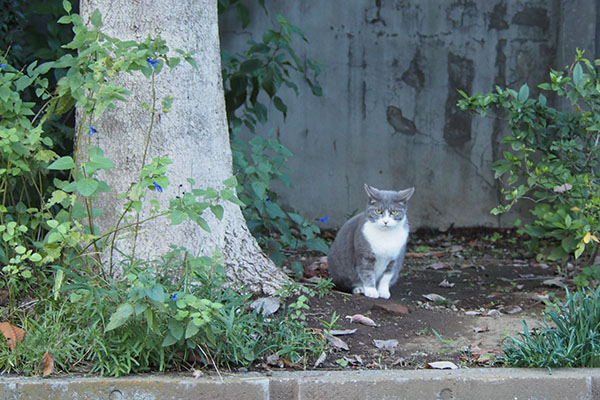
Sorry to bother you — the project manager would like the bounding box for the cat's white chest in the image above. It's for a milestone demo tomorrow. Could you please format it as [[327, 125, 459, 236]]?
[[361, 218, 408, 275]]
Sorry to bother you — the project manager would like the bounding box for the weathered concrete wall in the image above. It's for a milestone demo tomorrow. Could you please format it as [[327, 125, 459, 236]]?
[[220, 0, 597, 229]]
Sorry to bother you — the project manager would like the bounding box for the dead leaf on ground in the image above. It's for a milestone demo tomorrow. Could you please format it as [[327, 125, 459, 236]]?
[[343, 355, 363, 365], [406, 247, 462, 259], [438, 279, 455, 288], [329, 328, 357, 336], [0, 321, 26, 350], [464, 310, 482, 316], [372, 303, 409, 315], [501, 305, 523, 315], [345, 314, 377, 327], [426, 361, 458, 370], [473, 326, 489, 333], [484, 309, 501, 318], [41, 351, 54, 377], [422, 293, 446, 302], [314, 352, 327, 368], [327, 335, 350, 351], [281, 357, 303, 369], [250, 297, 281, 316], [424, 262, 451, 270], [543, 277, 566, 288], [373, 339, 398, 355]]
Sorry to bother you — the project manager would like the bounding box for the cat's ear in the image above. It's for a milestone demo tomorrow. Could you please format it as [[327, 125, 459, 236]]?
[[364, 184, 380, 202], [397, 187, 415, 202]]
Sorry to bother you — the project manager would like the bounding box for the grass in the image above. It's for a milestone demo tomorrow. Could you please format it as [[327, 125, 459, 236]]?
[[501, 287, 600, 369]]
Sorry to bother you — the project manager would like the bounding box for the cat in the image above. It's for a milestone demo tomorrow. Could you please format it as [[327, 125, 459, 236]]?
[[327, 184, 415, 299]]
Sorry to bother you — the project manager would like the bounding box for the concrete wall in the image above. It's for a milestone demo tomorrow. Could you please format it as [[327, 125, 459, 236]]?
[[220, 0, 597, 229]]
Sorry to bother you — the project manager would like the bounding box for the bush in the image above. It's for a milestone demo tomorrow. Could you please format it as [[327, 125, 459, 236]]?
[[0, 3, 329, 376], [219, 3, 328, 271], [459, 50, 600, 283]]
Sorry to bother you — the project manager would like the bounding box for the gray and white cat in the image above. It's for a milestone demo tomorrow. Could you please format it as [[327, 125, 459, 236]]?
[[327, 184, 415, 299]]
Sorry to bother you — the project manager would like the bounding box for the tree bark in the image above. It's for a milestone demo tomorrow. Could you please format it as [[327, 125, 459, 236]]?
[[78, 0, 287, 294]]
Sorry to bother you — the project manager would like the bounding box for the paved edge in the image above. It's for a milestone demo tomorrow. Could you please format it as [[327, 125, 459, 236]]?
[[1, 369, 599, 400]]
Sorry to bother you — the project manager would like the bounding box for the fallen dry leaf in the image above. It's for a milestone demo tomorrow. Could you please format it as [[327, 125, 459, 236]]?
[[464, 310, 482, 316], [345, 314, 377, 327], [422, 293, 446, 302], [543, 277, 566, 288], [426, 361, 458, 370], [501, 305, 523, 315], [438, 279, 455, 288], [485, 309, 501, 318], [314, 352, 327, 368], [329, 328, 357, 336], [41, 351, 54, 377], [250, 297, 280, 316], [343, 355, 363, 365], [424, 262, 452, 270], [0, 321, 26, 350], [372, 303, 409, 315], [327, 335, 350, 351], [473, 326, 489, 333], [406, 247, 462, 259]]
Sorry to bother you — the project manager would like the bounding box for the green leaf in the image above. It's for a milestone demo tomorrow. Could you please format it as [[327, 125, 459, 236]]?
[[76, 178, 99, 197], [161, 333, 178, 347], [251, 181, 266, 198], [197, 217, 211, 232], [145, 284, 165, 303], [573, 63, 583, 88], [518, 84, 529, 102], [210, 205, 224, 220], [240, 58, 263, 74], [62, 0, 72, 13], [105, 303, 134, 331], [47, 156, 75, 171], [170, 209, 187, 225], [185, 320, 200, 339], [168, 320, 184, 340], [273, 96, 287, 119], [90, 9, 103, 27]]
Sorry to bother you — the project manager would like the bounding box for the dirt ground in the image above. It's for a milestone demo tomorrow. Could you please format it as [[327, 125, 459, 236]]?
[[292, 227, 568, 370]]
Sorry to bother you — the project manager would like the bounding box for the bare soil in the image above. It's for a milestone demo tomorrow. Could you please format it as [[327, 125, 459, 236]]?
[[293, 228, 566, 370]]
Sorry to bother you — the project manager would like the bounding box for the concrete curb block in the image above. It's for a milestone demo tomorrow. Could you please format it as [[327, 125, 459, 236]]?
[[1, 369, 599, 399]]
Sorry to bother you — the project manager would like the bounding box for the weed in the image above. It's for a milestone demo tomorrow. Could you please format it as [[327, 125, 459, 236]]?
[[501, 287, 600, 368]]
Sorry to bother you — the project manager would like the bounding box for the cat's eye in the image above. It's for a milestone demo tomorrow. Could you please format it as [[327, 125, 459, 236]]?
[[375, 209, 383, 214], [390, 210, 398, 215]]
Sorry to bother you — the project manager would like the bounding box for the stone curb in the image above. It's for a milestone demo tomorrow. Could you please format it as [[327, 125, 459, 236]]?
[[1, 369, 599, 400]]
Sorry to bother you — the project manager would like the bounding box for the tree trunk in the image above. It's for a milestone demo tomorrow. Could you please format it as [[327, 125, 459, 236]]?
[[78, 0, 287, 294]]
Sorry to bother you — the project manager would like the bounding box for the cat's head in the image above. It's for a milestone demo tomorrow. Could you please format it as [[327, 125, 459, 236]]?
[[364, 184, 415, 228]]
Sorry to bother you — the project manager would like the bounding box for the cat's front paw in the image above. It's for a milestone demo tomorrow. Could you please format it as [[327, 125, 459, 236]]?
[[378, 289, 391, 299], [363, 287, 379, 298]]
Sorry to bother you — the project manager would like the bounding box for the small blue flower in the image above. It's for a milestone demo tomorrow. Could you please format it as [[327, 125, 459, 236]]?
[[153, 182, 163, 192], [170, 292, 177, 302], [318, 216, 330, 224], [88, 126, 97, 137], [266, 197, 271, 203], [0, 63, 6, 70], [147, 58, 160, 69]]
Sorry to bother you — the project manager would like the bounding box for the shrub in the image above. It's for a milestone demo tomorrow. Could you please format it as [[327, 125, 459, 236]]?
[[0, 3, 329, 376], [459, 50, 600, 283]]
